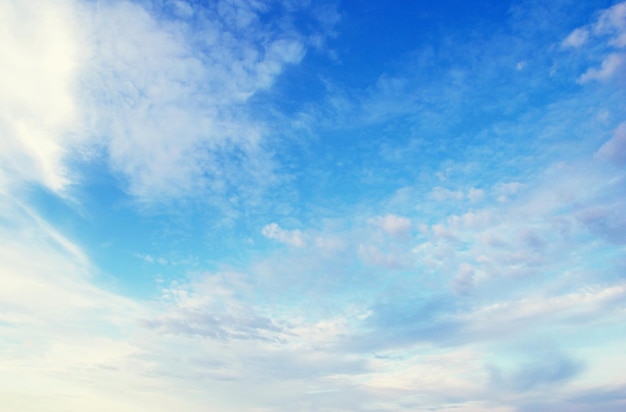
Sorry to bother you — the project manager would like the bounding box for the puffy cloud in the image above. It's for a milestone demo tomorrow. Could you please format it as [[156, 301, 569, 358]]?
[[430, 186, 464, 202], [82, 0, 308, 202], [431, 223, 459, 242], [368, 214, 412, 238], [408, 156, 626, 299], [262, 222, 306, 247], [578, 52, 626, 83]]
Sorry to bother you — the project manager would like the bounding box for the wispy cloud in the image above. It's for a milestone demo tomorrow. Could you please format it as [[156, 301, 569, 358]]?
[[81, 0, 310, 203], [563, 1, 626, 84]]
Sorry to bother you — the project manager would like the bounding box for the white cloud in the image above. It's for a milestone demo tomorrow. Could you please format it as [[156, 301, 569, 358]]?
[[137, 273, 380, 409], [430, 186, 464, 202], [431, 223, 459, 242], [562, 28, 589, 48], [0, 0, 86, 194], [81, 0, 307, 202], [314, 235, 347, 254], [578, 52, 626, 83], [468, 187, 485, 202], [566, 2, 626, 84], [594, 1, 626, 48], [409, 156, 625, 294], [496, 181, 523, 195], [447, 210, 493, 231], [0, 195, 366, 411], [463, 283, 626, 328], [368, 214, 412, 238], [0, 0, 328, 204], [2, 2, 625, 410], [262, 222, 306, 247], [495, 181, 523, 202], [358, 244, 410, 269], [363, 347, 488, 408], [596, 122, 626, 166], [0, 194, 159, 412]]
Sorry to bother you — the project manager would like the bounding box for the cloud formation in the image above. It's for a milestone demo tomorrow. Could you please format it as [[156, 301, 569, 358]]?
[[565, 1, 626, 84], [262, 222, 306, 247], [83, 0, 310, 202], [1, 0, 336, 204], [2, 0, 626, 411]]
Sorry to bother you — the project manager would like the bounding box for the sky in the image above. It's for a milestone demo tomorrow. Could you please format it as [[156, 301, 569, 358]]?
[[1, 0, 626, 411]]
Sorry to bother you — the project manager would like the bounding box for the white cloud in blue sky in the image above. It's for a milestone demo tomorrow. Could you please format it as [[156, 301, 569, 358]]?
[[1, 0, 626, 411]]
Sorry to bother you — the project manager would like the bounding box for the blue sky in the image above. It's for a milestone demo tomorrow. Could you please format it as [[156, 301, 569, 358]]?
[[1, 0, 626, 410]]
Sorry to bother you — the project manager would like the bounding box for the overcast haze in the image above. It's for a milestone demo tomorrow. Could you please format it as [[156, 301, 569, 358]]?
[[1, 0, 626, 411]]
